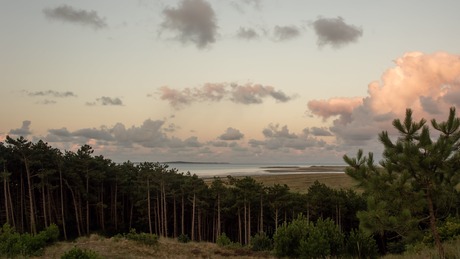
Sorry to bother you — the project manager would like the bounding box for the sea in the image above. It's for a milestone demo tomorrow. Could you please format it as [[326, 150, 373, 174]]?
[[162, 162, 345, 178]]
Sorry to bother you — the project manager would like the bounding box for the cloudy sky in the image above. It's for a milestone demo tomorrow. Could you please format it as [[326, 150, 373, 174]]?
[[2, 0, 460, 164]]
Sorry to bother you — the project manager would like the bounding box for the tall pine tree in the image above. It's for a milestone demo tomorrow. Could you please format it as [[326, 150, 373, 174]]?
[[344, 107, 460, 258]]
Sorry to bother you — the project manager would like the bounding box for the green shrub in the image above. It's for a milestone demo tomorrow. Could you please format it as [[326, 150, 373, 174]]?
[[273, 216, 346, 258], [125, 229, 158, 246], [273, 215, 311, 257], [39, 224, 60, 244], [0, 223, 60, 257], [297, 226, 331, 258], [250, 232, 272, 251], [315, 218, 344, 256], [346, 229, 378, 259], [178, 233, 190, 243], [0, 224, 22, 257], [61, 247, 102, 259], [216, 233, 232, 247]]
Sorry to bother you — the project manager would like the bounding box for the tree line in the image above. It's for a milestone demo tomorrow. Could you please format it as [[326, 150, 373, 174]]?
[[0, 135, 364, 244]]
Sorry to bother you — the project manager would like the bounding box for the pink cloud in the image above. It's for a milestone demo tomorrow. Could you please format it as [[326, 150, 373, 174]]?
[[367, 52, 460, 118], [307, 97, 363, 121], [308, 51, 460, 148]]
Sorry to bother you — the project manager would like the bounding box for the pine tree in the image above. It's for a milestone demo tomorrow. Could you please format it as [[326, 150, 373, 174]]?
[[344, 107, 460, 258]]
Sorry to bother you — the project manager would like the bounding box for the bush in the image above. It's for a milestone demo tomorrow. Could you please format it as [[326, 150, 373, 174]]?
[[250, 232, 273, 251], [273, 216, 346, 258], [178, 233, 190, 243], [0, 224, 22, 257], [346, 229, 378, 259], [0, 223, 60, 257], [61, 247, 102, 259], [273, 215, 311, 257], [216, 233, 232, 247], [125, 229, 158, 246]]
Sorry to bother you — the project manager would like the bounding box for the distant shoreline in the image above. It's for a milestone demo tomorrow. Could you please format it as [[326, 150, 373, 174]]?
[[164, 161, 230, 165], [261, 165, 346, 173]]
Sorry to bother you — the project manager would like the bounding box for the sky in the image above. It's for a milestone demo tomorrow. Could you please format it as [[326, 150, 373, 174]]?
[[1, 0, 460, 164]]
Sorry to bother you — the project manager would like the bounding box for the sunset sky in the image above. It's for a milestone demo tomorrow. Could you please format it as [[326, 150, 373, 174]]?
[[2, 0, 460, 164]]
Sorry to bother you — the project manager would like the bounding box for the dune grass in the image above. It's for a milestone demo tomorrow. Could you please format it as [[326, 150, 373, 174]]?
[[204, 172, 356, 193], [34, 234, 274, 259]]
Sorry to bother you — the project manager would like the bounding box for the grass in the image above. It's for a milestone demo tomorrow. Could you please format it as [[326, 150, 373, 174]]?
[[382, 238, 460, 259], [33, 233, 460, 258], [204, 172, 356, 193], [34, 234, 275, 259], [250, 173, 355, 193]]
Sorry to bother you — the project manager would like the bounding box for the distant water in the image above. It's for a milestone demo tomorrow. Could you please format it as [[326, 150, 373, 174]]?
[[162, 162, 343, 178]]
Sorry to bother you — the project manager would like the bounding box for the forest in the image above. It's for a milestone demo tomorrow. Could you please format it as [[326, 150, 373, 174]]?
[[1, 108, 460, 258]]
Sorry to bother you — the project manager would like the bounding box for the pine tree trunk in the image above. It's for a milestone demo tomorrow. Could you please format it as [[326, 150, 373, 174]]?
[[7, 179, 15, 228], [173, 195, 177, 238], [86, 171, 90, 235], [114, 181, 118, 231], [65, 180, 81, 236], [157, 192, 161, 236], [217, 193, 221, 237], [59, 167, 67, 239], [3, 173, 10, 225], [238, 207, 242, 244], [191, 193, 196, 241], [181, 194, 185, 235], [260, 194, 263, 233], [248, 202, 251, 244], [147, 179, 152, 234], [78, 194, 85, 235], [163, 183, 167, 237], [42, 183, 48, 227], [244, 200, 247, 245], [427, 186, 445, 258], [20, 174, 24, 233], [275, 207, 279, 232], [198, 208, 202, 241], [101, 183, 105, 232], [24, 158, 37, 234]]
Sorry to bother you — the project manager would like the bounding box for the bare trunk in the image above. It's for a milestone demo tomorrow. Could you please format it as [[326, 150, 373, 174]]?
[[191, 193, 196, 241], [181, 194, 185, 235], [163, 183, 167, 237], [260, 194, 263, 233], [42, 183, 48, 227], [3, 173, 10, 225], [198, 208, 202, 241], [217, 193, 221, 237], [147, 179, 152, 234], [173, 195, 177, 238], [275, 207, 279, 232], [156, 192, 161, 236], [78, 194, 85, 235], [7, 179, 15, 228], [59, 167, 67, 239], [129, 202, 133, 230], [24, 159, 37, 234], [101, 183, 105, 231], [86, 171, 89, 235], [114, 181, 118, 231], [244, 200, 247, 245], [248, 202, 251, 244], [427, 187, 445, 258], [238, 207, 242, 244], [65, 180, 81, 236]]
